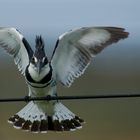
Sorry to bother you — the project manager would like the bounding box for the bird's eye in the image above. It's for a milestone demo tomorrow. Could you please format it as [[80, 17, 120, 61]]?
[[43, 57, 48, 64], [31, 57, 35, 64]]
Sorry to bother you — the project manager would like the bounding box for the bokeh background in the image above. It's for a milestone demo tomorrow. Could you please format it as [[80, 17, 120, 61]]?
[[0, 0, 140, 140]]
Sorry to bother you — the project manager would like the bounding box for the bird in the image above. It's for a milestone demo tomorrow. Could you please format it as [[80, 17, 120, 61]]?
[[0, 27, 129, 133]]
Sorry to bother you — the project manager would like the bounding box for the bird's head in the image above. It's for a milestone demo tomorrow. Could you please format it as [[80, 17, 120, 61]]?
[[30, 35, 48, 74]]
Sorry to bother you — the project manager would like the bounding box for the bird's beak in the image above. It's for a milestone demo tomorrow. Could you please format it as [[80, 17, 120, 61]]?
[[37, 61, 42, 74]]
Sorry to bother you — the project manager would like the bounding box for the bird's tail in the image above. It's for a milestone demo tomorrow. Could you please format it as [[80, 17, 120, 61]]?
[[8, 101, 84, 133]]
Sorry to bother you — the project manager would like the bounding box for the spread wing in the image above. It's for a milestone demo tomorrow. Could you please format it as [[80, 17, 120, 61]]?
[[0, 27, 33, 75], [51, 27, 129, 87]]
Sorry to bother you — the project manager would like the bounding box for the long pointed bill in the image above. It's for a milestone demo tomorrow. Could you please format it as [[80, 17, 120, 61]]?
[[37, 61, 42, 74]]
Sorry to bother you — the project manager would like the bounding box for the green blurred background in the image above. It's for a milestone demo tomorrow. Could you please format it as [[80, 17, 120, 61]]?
[[0, 0, 140, 140]]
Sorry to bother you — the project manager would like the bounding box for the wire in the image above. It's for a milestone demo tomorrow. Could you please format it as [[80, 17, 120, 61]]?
[[0, 93, 140, 103]]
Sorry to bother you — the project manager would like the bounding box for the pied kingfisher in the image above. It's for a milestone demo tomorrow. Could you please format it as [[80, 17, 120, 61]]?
[[0, 27, 129, 133]]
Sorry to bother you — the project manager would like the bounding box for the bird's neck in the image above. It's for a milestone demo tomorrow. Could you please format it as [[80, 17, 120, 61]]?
[[28, 63, 51, 82]]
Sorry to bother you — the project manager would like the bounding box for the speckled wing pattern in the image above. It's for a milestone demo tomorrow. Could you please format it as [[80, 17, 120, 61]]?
[[0, 27, 33, 75], [51, 27, 129, 87]]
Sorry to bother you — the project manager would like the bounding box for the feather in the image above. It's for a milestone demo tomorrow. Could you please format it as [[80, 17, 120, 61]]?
[[51, 27, 129, 87], [0, 27, 33, 74]]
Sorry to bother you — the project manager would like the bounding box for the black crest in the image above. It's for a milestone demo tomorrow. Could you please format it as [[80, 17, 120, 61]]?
[[35, 35, 44, 49], [34, 35, 46, 60]]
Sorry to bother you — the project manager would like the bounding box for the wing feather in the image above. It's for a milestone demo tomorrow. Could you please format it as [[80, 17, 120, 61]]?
[[51, 27, 129, 87], [0, 27, 33, 74]]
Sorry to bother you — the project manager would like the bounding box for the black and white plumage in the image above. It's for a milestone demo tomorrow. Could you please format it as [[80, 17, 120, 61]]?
[[0, 27, 129, 133]]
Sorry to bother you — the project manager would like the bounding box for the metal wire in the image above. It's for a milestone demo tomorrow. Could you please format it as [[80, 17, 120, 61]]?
[[0, 93, 140, 103]]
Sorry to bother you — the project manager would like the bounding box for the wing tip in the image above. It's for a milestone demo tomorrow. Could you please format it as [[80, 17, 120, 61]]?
[[101, 27, 129, 44], [104, 26, 129, 38]]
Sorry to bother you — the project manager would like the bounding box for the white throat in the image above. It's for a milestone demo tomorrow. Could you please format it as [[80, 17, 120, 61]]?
[[28, 63, 50, 82]]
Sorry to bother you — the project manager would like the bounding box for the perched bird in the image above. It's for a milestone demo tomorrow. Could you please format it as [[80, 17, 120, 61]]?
[[0, 27, 129, 133]]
